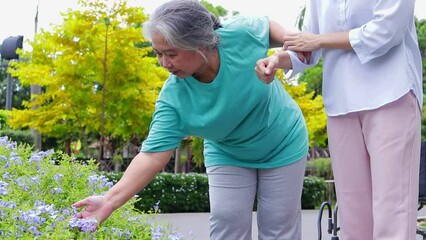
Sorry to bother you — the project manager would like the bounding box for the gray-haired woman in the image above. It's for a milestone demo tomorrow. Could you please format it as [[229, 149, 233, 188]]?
[[73, 0, 309, 239]]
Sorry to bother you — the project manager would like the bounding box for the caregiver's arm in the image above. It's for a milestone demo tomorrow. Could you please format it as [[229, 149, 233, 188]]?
[[283, 32, 352, 52]]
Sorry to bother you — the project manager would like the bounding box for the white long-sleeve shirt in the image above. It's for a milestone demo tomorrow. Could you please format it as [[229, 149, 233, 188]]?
[[288, 0, 423, 116]]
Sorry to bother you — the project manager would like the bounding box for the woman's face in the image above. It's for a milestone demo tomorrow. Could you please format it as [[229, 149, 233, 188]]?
[[151, 32, 206, 79]]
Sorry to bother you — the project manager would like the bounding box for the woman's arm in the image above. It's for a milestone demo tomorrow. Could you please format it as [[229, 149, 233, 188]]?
[[103, 151, 173, 210], [255, 50, 293, 84], [286, 0, 415, 63], [269, 19, 291, 48], [283, 32, 352, 52], [73, 150, 174, 224], [269, 19, 311, 64], [349, 0, 415, 63]]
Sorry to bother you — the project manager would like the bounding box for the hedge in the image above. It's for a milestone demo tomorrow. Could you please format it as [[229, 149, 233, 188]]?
[[106, 172, 327, 213]]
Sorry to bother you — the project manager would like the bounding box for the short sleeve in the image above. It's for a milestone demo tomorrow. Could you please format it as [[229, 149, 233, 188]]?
[[141, 99, 187, 152], [221, 16, 270, 48]]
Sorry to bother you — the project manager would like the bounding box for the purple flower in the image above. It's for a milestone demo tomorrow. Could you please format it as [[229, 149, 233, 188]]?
[[53, 173, 63, 182], [0, 200, 16, 209], [55, 208, 73, 222], [27, 225, 42, 236], [0, 136, 16, 150], [29, 150, 54, 163], [53, 187, 63, 194], [0, 181, 8, 196], [29, 154, 42, 163], [30, 176, 40, 185], [35, 201, 58, 218], [151, 226, 165, 240], [15, 177, 29, 191], [68, 217, 98, 232], [110, 227, 132, 238], [169, 231, 184, 240], [18, 210, 47, 225], [87, 174, 114, 190], [8, 152, 21, 164]]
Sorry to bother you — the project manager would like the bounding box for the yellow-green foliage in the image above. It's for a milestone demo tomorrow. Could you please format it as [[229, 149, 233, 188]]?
[[277, 69, 327, 147], [284, 79, 327, 147], [268, 50, 327, 147], [7, 0, 167, 141], [0, 110, 8, 130], [268, 49, 327, 148]]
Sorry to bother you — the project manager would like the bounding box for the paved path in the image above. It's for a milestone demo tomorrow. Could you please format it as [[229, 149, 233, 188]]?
[[149, 210, 336, 240], [149, 208, 426, 240]]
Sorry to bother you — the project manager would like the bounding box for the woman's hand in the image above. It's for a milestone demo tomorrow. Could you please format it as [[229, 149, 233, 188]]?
[[255, 54, 280, 84], [255, 49, 310, 83], [72, 195, 115, 226], [283, 32, 321, 52]]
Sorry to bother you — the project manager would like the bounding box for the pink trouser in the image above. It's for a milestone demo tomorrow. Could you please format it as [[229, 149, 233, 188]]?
[[327, 92, 421, 240]]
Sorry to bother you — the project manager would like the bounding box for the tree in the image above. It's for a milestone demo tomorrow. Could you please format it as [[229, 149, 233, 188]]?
[[200, 0, 228, 17], [0, 74, 30, 110], [7, 0, 167, 163], [297, 60, 323, 98], [0, 47, 30, 110], [275, 68, 327, 149]]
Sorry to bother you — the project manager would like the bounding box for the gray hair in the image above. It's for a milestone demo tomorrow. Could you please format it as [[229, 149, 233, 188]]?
[[143, 0, 221, 53]]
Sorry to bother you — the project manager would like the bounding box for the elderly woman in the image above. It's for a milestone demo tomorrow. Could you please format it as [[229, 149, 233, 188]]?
[[73, 0, 308, 239]]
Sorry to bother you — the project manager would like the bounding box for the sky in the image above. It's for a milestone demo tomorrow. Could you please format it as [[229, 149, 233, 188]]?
[[1, 0, 426, 51]]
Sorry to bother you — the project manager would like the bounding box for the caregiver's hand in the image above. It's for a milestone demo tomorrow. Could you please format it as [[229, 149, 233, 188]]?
[[283, 32, 321, 52]]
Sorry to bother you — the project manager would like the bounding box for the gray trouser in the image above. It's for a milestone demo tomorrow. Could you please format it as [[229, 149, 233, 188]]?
[[207, 157, 306, 240]]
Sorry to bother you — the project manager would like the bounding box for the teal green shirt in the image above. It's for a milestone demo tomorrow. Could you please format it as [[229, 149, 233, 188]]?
[[141, 16, 308, 168]]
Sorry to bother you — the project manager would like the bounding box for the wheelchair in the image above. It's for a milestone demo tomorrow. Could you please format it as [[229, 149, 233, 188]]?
[[317, 141, 426, 240]]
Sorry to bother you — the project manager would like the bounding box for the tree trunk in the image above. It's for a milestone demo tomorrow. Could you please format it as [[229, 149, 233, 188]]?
[[175, 148, 181, 173]]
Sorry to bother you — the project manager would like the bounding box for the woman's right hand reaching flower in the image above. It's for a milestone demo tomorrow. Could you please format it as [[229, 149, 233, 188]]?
[[72, 195, 115, 227]]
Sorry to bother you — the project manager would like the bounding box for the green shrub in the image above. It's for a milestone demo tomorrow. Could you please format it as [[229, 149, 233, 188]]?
[[306, 157, 333, 179], [107, 172, 327, 212], [301, 176, 327, 209], [0, 136, 181, 239], [107, 172, 210, 213], [0, 129, 34, 146], [0, 110, 8, 130]]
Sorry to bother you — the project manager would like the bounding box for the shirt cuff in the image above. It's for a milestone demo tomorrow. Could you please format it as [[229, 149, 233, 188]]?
[[349, 28, 370, 64], [285, 51, 315, 79]]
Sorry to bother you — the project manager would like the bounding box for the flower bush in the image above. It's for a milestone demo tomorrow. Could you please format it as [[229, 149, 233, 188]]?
[[0, 136, 182, 239]]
